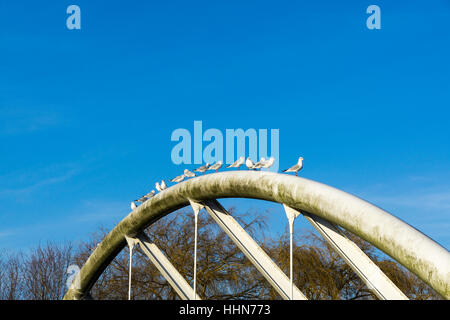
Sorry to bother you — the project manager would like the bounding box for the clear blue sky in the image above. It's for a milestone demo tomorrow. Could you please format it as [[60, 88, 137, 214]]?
[[0, 1, 449, 252]]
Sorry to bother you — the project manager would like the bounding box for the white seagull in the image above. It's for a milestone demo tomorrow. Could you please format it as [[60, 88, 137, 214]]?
[[194, 163, 210, 175], [253, 157, 266, 170], [155, 182, 162, 192], [130, 201, 137, 210], [282, 157, 304, 176], [208, 161, 223, 172], [246, 157, 256, 170], [145, 190, 155, 198], [136, 195, 148, 203], [134, 196, 148, 203], [184, 169, 196, 178], [261, 157, 275, 171], [170, 174, 186, 183], [160, 180, 167, 190], [227, 156, 245, 170]]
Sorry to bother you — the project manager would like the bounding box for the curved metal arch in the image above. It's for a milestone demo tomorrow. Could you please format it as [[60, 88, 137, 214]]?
[[63, 171, 450, 299]]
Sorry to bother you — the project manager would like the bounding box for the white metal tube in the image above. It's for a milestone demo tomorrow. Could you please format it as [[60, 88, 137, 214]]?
[[128, 245, 132, 300], [289, 220, 294, 300], [193, 210, 198, 300]]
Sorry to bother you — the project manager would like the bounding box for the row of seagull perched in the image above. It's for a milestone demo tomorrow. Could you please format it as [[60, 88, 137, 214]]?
[[192, 156, 303, 174], [130, 156, 303, 210], [194, 156, 276, 173]]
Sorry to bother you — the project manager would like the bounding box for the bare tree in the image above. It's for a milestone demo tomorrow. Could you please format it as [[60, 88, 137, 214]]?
[[21, 242, 73, 300], [0, 252, 24, 300]]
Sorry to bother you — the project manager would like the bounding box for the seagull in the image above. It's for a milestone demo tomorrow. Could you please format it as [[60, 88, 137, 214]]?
[[155, 182, 162, 192], [170, 174, 186, 183], [145, 190, 155, 198], [208, 161, 223, 172], [130, 201, 137, 210], [227, 156, 245, 170], [246, 157, 256, 170], [160, 180, 167, 190], [136, 195, 148, 203], [282, 157, 304, 176], [253, 157, 266, 170], [194, 163, 210, 175], [261, 157, 275, 171], [184, 169, 196, 178]]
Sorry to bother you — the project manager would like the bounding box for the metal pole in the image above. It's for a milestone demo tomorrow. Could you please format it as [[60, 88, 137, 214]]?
[[289, 219, 294, 300], [283, 204, 300, 300], [128, 245, 132, 300], [193, 210, 198, 300], [125, 235, 139, 301]]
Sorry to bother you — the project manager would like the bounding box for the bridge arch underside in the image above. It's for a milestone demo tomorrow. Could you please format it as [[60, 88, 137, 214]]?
[[63, 171, 449, 300]]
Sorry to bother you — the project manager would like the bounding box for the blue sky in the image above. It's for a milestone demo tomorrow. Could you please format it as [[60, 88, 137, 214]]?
[[0, 1, 449, 253]]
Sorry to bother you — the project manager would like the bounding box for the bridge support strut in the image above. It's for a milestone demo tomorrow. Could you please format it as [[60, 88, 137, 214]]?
[[133, 233, 201, 300], [191, 199, 308, 300], [289, 207, 408, 300]]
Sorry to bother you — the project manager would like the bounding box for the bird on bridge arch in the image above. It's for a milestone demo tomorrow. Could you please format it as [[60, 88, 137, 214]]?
[[227, 156, 245, 170], [261, 157, 275, 171], [184, 169, 196, 178], [170, 174, 186, 183], [136, 195, 148, 203], [282, 157, 304, 176], [208, 161, 223, 173], [155, 180, 167, 192], [245, 157, 256, 170], [194, 163, 210, 175], [145, 190, 155, 198], [253, 157, 266, 170]]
